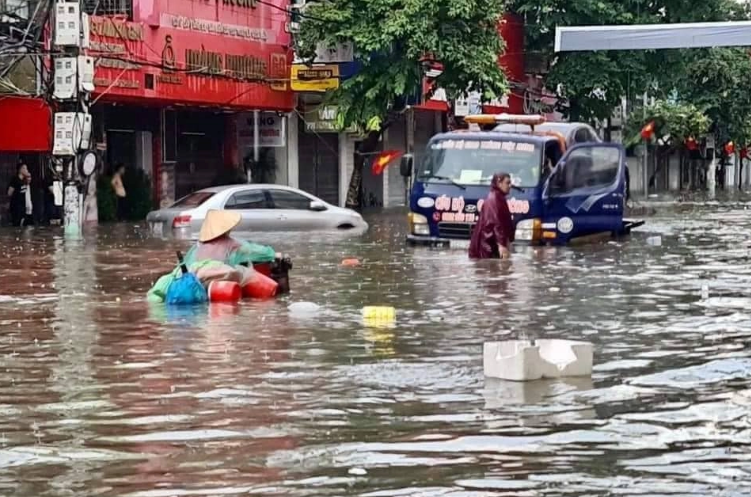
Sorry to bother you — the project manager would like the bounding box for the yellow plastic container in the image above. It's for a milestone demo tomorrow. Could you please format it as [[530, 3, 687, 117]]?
[[362, 306, 396, 321]]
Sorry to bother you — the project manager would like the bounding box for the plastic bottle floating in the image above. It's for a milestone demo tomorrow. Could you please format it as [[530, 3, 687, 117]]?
[[483, 339, 594, 382], [362, 306, 396, 327], [208, 281, 242, 303]]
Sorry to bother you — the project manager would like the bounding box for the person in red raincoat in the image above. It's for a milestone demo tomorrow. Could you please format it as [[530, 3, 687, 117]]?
[[469, 172, 515, 260]]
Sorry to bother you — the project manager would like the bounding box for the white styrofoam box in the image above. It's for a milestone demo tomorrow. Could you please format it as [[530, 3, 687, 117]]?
[[53, 112, 92, 156], [484, 339, 594, 382], [53, 57, 77, 99], [54, 0, 81, 47], [537, 339, 593, 378]]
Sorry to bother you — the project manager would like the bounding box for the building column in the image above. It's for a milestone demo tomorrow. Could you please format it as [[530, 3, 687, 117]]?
[[224, 115, 238, 167], [338, 132, 354, 207], [287, 112, 299, 188]]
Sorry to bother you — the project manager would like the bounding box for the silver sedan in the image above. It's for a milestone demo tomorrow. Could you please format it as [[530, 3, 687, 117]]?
[[146, 184, 369, 237]]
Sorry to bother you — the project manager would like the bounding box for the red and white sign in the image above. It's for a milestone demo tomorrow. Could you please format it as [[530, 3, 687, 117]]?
[[86, 0, 293, 111]]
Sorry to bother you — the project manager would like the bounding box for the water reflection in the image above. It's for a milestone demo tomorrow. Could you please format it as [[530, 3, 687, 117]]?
[[0, 206, 750, 495]]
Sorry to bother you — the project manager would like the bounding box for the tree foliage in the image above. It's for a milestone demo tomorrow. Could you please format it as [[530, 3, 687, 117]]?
[[298, 0, 509, 131], [509, 0, 751, 126], [624, 100, 710, 148], [669, 48, 751, 146]]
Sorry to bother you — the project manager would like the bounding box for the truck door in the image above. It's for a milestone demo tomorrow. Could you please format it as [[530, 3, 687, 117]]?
[[542, 143, 625, 243]]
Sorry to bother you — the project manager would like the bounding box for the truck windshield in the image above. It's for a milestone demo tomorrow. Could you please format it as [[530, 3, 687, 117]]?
[[417, 138, 543, 187]]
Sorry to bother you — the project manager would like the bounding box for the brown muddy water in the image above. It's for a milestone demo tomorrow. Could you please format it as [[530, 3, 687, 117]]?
[[0, 205, 750, 496]]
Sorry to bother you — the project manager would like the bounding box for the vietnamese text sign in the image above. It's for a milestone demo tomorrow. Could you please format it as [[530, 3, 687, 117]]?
[[303, 106, 356, 133], [291, 64, 340, 92], [237, 112, 285, 147]]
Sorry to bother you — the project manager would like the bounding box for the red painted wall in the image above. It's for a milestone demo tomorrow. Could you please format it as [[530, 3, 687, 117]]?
[[0, 97, 52, 152], [484, 13, 525, 114]]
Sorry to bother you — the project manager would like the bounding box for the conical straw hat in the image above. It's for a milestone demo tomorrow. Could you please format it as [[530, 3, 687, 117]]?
[[199, 210, 242, 243]]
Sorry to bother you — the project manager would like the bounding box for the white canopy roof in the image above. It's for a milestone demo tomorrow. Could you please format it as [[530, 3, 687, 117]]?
[[555, 21, 751, 52]]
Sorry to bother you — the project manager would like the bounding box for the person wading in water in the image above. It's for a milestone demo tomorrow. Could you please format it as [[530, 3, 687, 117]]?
[[469, 172, 515, 260]]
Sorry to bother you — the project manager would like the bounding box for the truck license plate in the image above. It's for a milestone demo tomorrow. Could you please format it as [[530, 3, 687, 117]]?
[[449, 239, 470, 250]]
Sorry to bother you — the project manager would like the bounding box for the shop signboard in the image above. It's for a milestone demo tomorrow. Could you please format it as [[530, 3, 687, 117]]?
[[237, 112, 286, 147], [87, 2, 294, 110], [291, 64, 340, 92], [303, 106, 356, 133]]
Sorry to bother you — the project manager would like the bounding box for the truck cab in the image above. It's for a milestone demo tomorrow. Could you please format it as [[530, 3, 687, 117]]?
[[402, 114, 643, 247]]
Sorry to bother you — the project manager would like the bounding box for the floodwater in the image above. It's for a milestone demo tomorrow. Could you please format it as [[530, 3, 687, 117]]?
[[1, 203, 751, 496]]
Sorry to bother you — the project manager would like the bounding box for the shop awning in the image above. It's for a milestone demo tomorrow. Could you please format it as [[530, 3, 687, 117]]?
[[0, 96, 51, 152]]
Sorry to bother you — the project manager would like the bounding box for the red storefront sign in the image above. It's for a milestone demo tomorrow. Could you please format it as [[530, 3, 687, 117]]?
[[0, 97, 51, 152], [88, 0, 293, 110]]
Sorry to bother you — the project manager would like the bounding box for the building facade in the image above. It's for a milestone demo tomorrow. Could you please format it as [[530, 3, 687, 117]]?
[[86, 0, 294, 207]]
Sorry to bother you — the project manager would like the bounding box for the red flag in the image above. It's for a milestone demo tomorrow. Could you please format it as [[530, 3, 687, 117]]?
[[371, 150, 403, 176], [640, 121, 655, 140]]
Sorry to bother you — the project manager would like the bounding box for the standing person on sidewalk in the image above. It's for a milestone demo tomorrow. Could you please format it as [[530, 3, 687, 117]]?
[[469, 172, 515, 260], [6, 161, 34, 227], [111, 164, 127, 221]]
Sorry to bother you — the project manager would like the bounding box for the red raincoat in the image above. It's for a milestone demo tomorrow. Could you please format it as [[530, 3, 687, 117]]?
[[469, 176, 515, 259]]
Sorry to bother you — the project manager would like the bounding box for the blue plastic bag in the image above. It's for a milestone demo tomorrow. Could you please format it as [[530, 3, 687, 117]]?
[[165, 251, 208, 306]]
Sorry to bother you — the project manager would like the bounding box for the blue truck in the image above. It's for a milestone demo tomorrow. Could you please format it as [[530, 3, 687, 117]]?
[[401, 114, 643, 247]]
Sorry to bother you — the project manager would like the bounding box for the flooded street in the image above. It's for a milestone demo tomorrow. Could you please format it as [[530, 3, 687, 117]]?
[[1, 203, 751, 496]]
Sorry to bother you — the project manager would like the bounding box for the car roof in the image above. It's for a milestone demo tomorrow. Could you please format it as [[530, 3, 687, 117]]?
[[431, 130, 554, 144], [493, 122, 596, 140], [193, 184, 314, 195]]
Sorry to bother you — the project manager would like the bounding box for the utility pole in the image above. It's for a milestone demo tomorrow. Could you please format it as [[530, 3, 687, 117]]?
[[50, 0, 94, 238]]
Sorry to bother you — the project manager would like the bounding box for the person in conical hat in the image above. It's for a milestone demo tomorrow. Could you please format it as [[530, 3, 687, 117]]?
[[188, 210, 244, 265], [199, 210, 241, 243]]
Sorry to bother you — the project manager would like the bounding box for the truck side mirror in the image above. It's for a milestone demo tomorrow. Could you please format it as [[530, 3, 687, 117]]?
[[399, 154, 414, 177]]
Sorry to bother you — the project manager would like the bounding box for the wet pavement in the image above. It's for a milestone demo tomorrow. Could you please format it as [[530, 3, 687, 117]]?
[[1, 203, 751, 496]]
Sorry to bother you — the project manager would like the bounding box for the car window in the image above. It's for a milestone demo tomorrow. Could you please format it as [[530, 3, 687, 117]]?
[[558, 146, 620, 193], [269, 190, 312, 210], [225, 190, 269, 209], [574, 128, 592, 144], [171, 191, 215, 208]]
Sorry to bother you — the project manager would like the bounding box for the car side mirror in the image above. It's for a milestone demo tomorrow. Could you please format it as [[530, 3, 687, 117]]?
[[309, 200, 327, 212], [399, 154, 414, 177]]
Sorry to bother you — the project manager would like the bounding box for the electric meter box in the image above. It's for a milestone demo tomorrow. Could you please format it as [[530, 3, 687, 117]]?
[[78, 56, 95, 92], [81, 13, 90, 49], [53, 57, 76, 100], [53, 112, 92, 156], [54, 0, 81, 47], [53, 56, 95, 99]]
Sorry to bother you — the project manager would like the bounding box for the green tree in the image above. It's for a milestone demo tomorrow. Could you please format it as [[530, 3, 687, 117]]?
[[298, 0, 509, 208], [668, 48, 751, 148], [509, 0, 749, 122], [624, 100, 710, 149]]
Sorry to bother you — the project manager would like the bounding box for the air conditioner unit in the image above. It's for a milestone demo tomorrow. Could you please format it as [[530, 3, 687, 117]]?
[[53, 112, 92, 156], [54, 0, 81, 47]]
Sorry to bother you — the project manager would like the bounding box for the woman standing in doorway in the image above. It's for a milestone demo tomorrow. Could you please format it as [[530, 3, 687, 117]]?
[[111, 164, 127, 221]]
